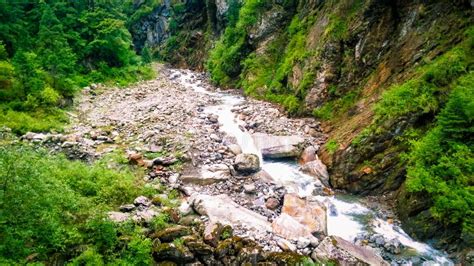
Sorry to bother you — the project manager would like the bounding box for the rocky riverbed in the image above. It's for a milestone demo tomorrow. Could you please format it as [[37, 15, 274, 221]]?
[[17, 65, 454, 265]]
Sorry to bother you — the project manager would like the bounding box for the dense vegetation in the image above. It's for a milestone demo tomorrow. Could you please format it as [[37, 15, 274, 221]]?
[[0, 145, 176, 264], [0, 1, 154, 134], [353, 27, 474, 240]]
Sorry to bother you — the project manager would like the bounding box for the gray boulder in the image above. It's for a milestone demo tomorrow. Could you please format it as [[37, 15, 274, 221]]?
[[233, 153, 260, 174]]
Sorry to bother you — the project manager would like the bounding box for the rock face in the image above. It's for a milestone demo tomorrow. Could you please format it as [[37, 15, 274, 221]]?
[[233, 153, 260, 174], [312, 236, 389, 266], [252, 133, 305, 159], [190, 194, 272, 233], [281, 194, 327, 235]]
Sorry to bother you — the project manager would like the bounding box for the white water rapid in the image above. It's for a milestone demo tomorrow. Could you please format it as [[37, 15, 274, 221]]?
[[170, 69, 453, 266]]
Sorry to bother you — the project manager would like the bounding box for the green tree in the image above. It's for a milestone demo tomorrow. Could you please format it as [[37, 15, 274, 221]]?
[[37, 3, 76, 96]]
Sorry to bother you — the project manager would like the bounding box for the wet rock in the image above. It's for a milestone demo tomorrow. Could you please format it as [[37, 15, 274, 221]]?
[[233, 153, 260, 174], [265, 197, 280, 210], [312, 236, 389, 265], [300, 145, 318, 164], [252, 133, 305, 159], [281, 194, 327, 235], [152, 225, 191, 242], [107, 211, 130, 223], [300, 157, 329, 187]]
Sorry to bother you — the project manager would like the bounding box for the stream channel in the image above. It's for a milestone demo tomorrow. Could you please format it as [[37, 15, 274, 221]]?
[[170, 69, 452, 266]]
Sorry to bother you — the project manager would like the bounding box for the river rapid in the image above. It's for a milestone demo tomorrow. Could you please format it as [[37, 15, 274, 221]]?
[[171, 68, 453, 266]]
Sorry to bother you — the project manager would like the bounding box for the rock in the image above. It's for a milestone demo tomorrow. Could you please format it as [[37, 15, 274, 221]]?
[[300, 157, 329, 187], [128, 152, 144, 165], [119, 204, 136, 212], [271, 213, 315, 240], [152, 225, 191, 242], [133, 208, 159, 223], [265, 197, 280, 210], [180, 164, 231, 185], [233, 153, 260, 174], [153, 243, 194, 263], [134, 196, 151, 207], [296, 237, 311, 249], [209, 133, 220, 142], [190, 194, 272, 233], [311, 236, 389, 265], [107, 211, 130, 223], [252, 133, 305, 159], [185, 240, 214, 255], [152, 156, 178, 166], [178, 201, 193, 216], [243, 183, 256, 194], [300, 145, 318, 164], [227, 144, 242, 155], [61, 141, 76, 148], [281, 194, 327, 235], [204, 222, 223, 247], [276, 238, 297, 252]]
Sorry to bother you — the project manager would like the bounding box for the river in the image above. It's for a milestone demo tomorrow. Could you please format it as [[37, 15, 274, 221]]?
[[170, 68, 453, 266]]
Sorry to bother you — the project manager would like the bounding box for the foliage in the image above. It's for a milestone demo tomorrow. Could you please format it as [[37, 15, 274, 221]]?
[[326, 140, 338, 154], [405, 73, 473, 238], [0, 1, 153, 133], [207, 0, 268, 86], [374, 44, 470, 123], [0, 145, 156, 263]]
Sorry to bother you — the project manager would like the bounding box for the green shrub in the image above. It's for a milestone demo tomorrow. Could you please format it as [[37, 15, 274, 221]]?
[[406, 73, 473, 236], [326, 140, 338, 154], [0, 145, 153, 262]]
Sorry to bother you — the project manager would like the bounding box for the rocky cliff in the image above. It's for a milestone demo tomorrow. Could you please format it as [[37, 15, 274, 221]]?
[[129, 0, 473, 262]]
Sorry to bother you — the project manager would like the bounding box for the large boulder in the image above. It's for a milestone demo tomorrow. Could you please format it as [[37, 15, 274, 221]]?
[[281, 194, 327, 235], [272, 213, 316, 241], [252, 133, 305, 159], [300, 145, 318, 164], [233, 153, 260, 174], [312, 236, 389, 265], [300, 157, 330, 187], [190, 194, 271, 233]]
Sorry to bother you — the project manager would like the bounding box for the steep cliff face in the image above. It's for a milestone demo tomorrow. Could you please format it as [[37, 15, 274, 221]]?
[[129, 0, 473, 260]]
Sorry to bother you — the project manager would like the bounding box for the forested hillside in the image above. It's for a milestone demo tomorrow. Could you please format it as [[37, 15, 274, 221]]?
[[0, 1, 153, 134]]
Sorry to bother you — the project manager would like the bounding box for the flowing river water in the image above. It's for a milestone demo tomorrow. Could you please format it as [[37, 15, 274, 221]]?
[[170, 69, 453, 265]]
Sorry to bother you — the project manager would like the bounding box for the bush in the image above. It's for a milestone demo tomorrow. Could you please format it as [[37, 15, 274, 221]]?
[[0, 145, 154, 263], [406, 73, 474, 236]]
